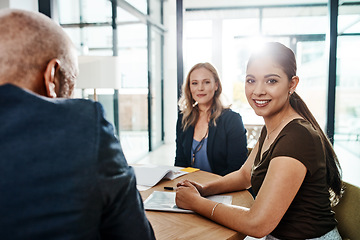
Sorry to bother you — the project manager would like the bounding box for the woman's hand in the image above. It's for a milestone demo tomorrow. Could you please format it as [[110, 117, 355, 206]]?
[[177, 179, 206, 196], [175, 180, 202, 210]]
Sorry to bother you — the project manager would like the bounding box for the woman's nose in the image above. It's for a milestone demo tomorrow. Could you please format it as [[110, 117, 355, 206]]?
[[253, 83, 265, 96], [198, 82, 205, 90]]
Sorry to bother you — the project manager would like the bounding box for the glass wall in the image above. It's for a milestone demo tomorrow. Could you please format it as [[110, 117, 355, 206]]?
[[334, 3, 360, 184], [150, 29, 164, 150], [55, 0, 165, 162], [183, 2, 360, 186], [184, 4, 329, 144], [117, 20, 149, 161]]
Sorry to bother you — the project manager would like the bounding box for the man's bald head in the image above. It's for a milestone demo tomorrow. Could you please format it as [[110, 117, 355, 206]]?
[[0, 9, 78, 97]]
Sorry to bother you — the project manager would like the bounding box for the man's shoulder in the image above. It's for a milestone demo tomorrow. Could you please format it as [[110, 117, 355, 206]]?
[[1, 83, 100, 112], [52, 98, 106, 124], [54, 97, 98, 110]]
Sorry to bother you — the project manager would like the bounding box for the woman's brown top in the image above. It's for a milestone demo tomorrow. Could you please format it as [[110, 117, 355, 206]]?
[[251, 119, 336, 239]]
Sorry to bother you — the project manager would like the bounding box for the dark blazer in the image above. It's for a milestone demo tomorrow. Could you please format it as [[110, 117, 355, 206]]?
[[175, 109, 248, 176], [0, 84, 155, 240]]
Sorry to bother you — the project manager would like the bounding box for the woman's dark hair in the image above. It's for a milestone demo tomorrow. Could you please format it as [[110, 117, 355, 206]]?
[[248, 42, 343, 205]]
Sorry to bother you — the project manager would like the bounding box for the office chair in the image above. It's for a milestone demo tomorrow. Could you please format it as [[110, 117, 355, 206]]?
[[332, 181, 360, 240]]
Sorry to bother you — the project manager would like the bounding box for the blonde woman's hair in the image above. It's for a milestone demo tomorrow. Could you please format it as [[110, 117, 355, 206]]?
[[178, 62, 228, 131]]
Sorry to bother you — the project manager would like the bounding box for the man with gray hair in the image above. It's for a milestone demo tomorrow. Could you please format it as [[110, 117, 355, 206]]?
[[0, 9, 155, 240]]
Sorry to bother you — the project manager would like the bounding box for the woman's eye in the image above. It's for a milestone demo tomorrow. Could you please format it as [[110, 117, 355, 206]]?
[[191, 82, 197, 85], [246, 79, 255, 84], [267, 79, 277, 84]]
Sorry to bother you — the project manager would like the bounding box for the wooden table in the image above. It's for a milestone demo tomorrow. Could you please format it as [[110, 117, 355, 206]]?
[[140, 170, 254, 240]]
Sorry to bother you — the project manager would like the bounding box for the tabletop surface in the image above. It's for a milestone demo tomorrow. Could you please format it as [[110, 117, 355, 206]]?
[[139, 169, 254, 240]]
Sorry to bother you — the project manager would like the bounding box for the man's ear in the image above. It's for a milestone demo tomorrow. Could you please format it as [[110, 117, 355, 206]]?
[[44, 59, 61, 98]]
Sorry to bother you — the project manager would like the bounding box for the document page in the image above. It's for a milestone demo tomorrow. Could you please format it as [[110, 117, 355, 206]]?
[[144, 191, 233, 213], [133, 165, 189, 188]]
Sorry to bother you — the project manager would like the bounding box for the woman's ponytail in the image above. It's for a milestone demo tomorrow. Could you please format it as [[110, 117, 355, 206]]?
[[290, 92, 343, 205]]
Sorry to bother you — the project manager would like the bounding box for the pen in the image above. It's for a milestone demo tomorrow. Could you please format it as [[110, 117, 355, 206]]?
[[164, 186, 176, 190]]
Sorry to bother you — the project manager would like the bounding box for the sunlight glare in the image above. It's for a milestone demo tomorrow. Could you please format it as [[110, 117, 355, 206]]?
[[247, 36, 267, 55]]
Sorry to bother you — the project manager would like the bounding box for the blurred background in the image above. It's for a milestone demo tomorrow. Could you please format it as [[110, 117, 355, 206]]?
[[2, 0, 359, 186]]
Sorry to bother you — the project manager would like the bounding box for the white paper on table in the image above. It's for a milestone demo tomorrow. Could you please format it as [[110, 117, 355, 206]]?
[[133, 165, 188, 187], [143, 191, 232, 213], [136, 185, 152, 191]]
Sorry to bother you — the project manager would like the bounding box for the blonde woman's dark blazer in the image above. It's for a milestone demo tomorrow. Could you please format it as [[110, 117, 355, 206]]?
[[175, 109, 248, 176]]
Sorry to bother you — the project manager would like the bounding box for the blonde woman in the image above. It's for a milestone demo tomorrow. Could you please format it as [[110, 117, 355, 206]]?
[[175, 62, 248, 176]]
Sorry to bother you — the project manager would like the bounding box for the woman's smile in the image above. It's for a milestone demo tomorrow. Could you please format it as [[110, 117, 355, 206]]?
[[253, 99, 271, 107]]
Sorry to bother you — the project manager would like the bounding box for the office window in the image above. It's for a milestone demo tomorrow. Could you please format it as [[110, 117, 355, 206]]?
[[118, 24, 148, 88], [335, 36, 360, 153], [55, 0, 164, 162], [334, 3, 360, 184], [125, 0, 147, 14], [184, 20, 213, 72], [183, 2, 360, 186], [150, 28, 164, 150], [84, 26, 113, 55], [117, 22, 149, 160], [57, 0, 80, 23], [262, 7, 327, 35], [185, 5, 328, 129]]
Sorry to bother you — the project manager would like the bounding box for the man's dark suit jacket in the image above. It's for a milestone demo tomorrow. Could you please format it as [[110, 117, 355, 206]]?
[[0, 84, 155, 240], [175, 109, 248, 176]]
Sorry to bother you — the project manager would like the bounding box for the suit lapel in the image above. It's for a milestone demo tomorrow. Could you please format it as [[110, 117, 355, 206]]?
[[207, 124, 216, 170], [184, 126, 194, 166]]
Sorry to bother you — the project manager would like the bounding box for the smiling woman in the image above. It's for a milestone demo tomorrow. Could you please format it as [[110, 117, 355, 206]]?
[[189, 67, 219, 112], [175, 62, 248, 176], [245, 52, 299, 136], [174, 43, 343, 240]]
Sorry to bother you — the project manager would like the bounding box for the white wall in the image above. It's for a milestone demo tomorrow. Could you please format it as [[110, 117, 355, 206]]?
[[162, 0, 178, 145]]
